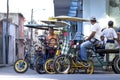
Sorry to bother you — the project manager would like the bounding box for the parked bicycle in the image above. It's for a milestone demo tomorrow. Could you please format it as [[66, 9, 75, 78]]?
[[14, 39, 36, 73], [35, 35, 58, 74], [44, 40, 61, 74]]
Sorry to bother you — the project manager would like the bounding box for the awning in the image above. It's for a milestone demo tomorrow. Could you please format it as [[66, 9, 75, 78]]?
[[41, 20, 70, 27], [24, 24, 55, 30], [50, 15, 89, 22], [24, 24, 65, 30]]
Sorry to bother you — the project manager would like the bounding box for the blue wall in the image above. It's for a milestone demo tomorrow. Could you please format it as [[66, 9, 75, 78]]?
[[68, 0, 84, 41]]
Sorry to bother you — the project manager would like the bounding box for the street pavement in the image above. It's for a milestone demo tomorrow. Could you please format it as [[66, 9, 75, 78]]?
[[0, 66, 120, 80]]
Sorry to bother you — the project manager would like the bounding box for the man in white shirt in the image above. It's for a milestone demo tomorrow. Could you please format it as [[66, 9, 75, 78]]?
[[101, 20, 119, 63], [79, 17, 101, 66]]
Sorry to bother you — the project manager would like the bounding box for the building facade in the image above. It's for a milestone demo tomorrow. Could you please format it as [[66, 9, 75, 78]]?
[[0, 13, 25, 65], [55, 0, 120, 39]]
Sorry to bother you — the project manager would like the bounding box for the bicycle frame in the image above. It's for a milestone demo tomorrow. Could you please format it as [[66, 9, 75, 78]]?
[[62, 42, 85, 67], [53, 44, 94, 74], [87, 45, 109, 67]]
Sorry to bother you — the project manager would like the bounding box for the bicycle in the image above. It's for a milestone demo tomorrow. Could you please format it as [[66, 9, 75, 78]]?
[[84, 40, 120, 74], [14, 39, 36, 73], [53, 39, 94, 74], [44, 41, 61, 74], [35, 35, 58, 74]]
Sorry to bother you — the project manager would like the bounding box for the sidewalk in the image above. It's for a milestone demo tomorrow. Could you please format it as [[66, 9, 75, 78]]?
[[0, 66, 37, 75]]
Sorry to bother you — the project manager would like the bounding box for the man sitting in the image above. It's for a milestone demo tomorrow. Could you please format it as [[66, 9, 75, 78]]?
[[95, 36, 105, 57], [45, 27, 59, 58]]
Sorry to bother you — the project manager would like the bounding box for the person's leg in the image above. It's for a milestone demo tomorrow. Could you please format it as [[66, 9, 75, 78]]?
[[43, 53, 46, 61], [103, 43, 115, 70], [80, 41, 92, 61]]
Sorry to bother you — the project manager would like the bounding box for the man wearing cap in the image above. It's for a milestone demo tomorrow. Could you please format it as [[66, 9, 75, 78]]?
[[79, 17, 101, 66]]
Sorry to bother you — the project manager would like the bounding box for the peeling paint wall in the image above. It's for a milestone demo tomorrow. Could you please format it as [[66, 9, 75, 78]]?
[[0, 13, 25, 63]]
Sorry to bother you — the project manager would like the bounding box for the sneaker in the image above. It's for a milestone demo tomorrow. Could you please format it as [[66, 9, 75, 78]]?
[[76, 60, 89, 67], [82, 61, 89, 67]]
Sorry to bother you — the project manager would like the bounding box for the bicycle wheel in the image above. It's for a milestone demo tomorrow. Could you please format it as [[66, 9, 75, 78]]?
[[85, 60, 94, 74], [53, 55, 71, 74], [44, 58, 55, 74], [112, 55, 120, 74], [14, 59, 28, 73], [35, 55, 45, 74]]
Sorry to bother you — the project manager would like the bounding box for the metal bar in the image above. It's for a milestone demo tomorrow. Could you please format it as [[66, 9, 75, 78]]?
[[6, 0, 9, 64]]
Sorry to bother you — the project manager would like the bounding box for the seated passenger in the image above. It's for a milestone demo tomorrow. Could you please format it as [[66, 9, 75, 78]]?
[[46, 27, 58, 47], [95, 36, 105, 57], [101, 20, 120, 70], [46, 27, 59, 58]]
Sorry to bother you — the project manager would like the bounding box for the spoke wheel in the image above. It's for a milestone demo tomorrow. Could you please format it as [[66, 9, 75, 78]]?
[[14, 59, 28, 73], [85, 60, 94, 74], [35, 56, 45, 74], [53, 55, 71, 74], [44, 58, 55, 74]]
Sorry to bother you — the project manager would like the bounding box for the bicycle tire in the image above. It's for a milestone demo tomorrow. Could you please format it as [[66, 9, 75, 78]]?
[[14, 59, 28, 73], [44, 58, 55, 74], [85, 60, 94, 74], [112, 55, 120, 74], [35, 56, 45, 74], [53, 55, 71, 74]]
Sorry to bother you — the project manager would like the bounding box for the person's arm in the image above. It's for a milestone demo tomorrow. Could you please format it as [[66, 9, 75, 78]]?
[[86, 31, 96, 41], [113, 29, 120, 45], [114, 36, 120, 45], [86, 23, 99, 41], [46, 36, 49, 44], [56, 34, 59, 45], [117, 32, 120, 40]]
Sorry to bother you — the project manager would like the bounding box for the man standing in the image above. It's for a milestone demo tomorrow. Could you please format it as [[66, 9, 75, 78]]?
[[79, 17, 101, 66], [101, 20, 120, 70]]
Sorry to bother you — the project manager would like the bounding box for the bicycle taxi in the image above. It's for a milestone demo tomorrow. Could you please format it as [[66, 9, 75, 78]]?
[[48, 16, 95, 74], [38, 20, 71, 74], [14, 21, 69, 74], [49, 16, 120, 74], [13, 23, 55, 73]]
